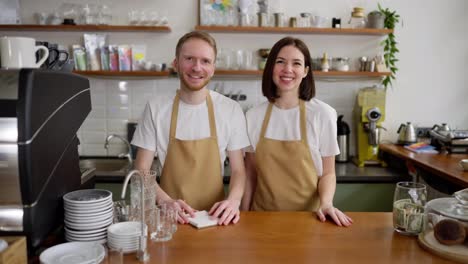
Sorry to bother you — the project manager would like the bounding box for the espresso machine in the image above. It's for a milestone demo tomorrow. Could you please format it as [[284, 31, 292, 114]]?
[[0, 69, 91, 251], [353, 86, 386, 167]]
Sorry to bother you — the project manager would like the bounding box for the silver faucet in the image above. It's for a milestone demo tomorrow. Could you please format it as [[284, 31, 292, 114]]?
[[121, 170, 150, 262], [104, 134, 133, 164]]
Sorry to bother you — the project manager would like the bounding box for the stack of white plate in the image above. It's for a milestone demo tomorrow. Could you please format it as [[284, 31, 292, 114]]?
[[63, 189, 113, 244], [39, 242, 105, 264], [107, 221, 146, 253]]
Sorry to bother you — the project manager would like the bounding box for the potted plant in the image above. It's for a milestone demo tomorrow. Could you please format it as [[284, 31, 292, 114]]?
[[378, 4, 400, 88]]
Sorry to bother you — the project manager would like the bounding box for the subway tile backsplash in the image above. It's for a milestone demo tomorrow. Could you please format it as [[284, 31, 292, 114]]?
[[79, 77, 368, 156]]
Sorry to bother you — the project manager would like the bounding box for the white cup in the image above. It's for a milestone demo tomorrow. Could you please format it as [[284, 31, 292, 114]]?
[[459, 159, 468, 171], [0, 37, 49, 69]]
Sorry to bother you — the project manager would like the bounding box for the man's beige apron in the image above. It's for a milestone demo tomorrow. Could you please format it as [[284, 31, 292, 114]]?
[[252, 100, 319, 211], [160, 91, 224, 211]]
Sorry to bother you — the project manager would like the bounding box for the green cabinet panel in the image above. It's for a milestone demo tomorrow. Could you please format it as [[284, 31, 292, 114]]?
[[334, 183, 396, 212], [95, 183, 130, 202]]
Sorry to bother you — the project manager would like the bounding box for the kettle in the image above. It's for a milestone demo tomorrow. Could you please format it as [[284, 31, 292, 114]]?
[[397, 122, 417, 145], [336, 115, 350, 162], [432, 123, 451, 132]]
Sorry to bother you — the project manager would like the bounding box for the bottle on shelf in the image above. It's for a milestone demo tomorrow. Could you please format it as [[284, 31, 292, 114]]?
[[321, 53, 330, 72]]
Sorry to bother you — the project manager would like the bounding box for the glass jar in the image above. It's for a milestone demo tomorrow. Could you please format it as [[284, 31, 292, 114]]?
[[332, 57, 350, 72], [348, 7, 366, 28], [298, 13, 311, 27]]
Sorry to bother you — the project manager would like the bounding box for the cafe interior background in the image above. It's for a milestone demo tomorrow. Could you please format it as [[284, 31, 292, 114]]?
[[2, 0, 468, 157]]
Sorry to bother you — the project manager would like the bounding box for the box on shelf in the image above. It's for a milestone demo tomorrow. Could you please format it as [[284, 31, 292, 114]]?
[[0, 236, 27, 264]]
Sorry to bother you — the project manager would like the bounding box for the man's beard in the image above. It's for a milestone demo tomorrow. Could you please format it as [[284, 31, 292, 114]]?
[[180, 73, 211, 91]]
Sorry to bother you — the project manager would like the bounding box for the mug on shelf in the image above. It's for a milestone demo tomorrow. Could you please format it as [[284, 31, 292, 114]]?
[[0, 36, 49, 69]]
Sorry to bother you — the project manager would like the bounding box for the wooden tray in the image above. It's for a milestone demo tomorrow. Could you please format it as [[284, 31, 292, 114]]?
[[418, 230, 468, 264], [0, 236, 27, 264]]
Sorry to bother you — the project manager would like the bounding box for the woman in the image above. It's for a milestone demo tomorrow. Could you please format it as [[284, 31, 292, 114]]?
[[241, 37, 352, 226]]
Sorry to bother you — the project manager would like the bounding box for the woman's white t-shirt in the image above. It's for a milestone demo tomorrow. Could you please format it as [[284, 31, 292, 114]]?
[[132, 90, 250, 171], [245, 99, 340, 176]]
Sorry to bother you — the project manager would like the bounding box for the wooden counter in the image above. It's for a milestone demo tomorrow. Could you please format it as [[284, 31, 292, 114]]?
[[122, 212, 453, 264], [379, 144, 468, 188]]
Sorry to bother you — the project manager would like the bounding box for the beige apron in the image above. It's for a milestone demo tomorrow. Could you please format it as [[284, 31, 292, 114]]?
[[160, 91, 224, 211], [252, 100, 319, 211]]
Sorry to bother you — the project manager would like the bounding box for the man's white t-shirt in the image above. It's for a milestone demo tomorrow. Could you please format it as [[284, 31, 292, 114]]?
[[132, 90, 250, 173], [245, 99, 340, 176]]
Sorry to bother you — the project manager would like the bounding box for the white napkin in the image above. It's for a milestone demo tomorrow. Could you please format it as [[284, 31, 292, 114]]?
[[188, 211, 218, 229], [0, 239, 7, 253]]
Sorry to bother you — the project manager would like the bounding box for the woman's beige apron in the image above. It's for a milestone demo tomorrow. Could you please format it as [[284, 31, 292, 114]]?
[[251, 100, 319, 211], [160, 91, 224, 211]]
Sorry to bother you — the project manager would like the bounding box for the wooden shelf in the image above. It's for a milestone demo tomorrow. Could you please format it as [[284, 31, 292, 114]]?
[[73, 70, 389, 78], [195, 25, 392, 36], [73, 70, 171, 77], [0, 24, 171, 32], [215, 70, 391, 77]]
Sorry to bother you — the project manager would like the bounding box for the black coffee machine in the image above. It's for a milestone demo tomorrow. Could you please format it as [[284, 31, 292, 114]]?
[[0, 69, 91, 252]]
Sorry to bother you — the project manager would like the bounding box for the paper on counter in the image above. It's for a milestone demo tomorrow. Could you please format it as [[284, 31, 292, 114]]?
[[188, 211, 218, 229]]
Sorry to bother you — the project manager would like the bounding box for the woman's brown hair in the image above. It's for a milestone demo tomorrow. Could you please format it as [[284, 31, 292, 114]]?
[[262, 37, 315, 102]]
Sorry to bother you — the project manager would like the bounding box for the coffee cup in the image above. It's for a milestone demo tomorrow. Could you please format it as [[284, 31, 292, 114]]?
[[0, 37, 49, 69], [459, 159, 468, 171]]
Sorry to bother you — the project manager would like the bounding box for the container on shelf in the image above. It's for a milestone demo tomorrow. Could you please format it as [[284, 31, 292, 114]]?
[[348, 7, 367, 28], [332, 57, 350, 72]]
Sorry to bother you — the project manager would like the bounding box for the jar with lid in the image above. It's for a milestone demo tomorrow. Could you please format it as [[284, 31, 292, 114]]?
[[298, 13, 311, 27], [348, 7, 367, 28], [332, 57, 350, 72], [421, 188, 468, 253]]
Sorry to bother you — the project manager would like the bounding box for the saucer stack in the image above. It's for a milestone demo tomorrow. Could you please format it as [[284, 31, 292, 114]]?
[[63, 189, 113, 244], [107, 221, 146, 253]]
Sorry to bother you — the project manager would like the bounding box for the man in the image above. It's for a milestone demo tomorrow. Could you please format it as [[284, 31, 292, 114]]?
[[131, 31, 249, 225]]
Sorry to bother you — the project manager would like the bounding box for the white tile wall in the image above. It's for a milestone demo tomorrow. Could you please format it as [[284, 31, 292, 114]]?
[[78, 76, 381, 156]]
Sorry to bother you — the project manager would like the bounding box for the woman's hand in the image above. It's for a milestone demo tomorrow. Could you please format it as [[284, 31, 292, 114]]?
[[316, 204, 353, 227], [161, 199, 196, 224], [209, 199, 241, 225]]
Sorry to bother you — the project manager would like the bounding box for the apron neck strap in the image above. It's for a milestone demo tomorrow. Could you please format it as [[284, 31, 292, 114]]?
[[299, 100, 308, 145], [169, 90, 217, 139], [260, 100, 308, 144]]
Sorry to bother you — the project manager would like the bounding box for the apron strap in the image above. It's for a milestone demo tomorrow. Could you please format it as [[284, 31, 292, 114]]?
[[169, 90, 218, 141], [206, 92, 218, 139], [169, 92, 180, 140], [299, 100, 308, 145], [260, 100, 308, 144], [260, 103, 274, 138]]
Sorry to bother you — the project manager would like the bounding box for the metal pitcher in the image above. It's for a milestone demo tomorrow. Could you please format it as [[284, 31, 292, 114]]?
[[397, 122, 417, 145]]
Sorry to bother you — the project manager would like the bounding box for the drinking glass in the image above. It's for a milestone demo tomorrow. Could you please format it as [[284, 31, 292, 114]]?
[[393, 181, 427, 236], [149, 203, 177, 242], [130, 170, 157, 222]]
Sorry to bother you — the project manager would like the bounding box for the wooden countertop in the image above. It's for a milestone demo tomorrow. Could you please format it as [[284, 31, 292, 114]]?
[[122, 212, 453, 264], [379, 144, 468, 187]]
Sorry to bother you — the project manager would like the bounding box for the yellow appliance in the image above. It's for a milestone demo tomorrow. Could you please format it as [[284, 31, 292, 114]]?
[[353, 86, 387, 167]]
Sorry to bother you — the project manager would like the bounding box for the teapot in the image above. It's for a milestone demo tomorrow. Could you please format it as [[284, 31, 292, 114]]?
[[397, 122, 417, 145], [432, 123, 451, 132]]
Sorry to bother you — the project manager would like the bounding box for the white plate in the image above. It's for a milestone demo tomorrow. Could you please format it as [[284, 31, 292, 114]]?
[[40, 242, 105, 264], [107, 222, 146, 237], [65, 229, 107, 239], [64, 203, 113, 214], [65, 226, 108, 236], [64, 200, 113, 210], [65, 218, 113, 231], [65, 207, 113, 218], [63, 189, 112, 205], [64, 197, 112, 208], [65, 234, 107, 242], [65, 211, 113, 224]]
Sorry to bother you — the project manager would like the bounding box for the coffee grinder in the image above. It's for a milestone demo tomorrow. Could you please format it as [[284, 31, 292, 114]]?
[[353, 86, 386, 167]]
